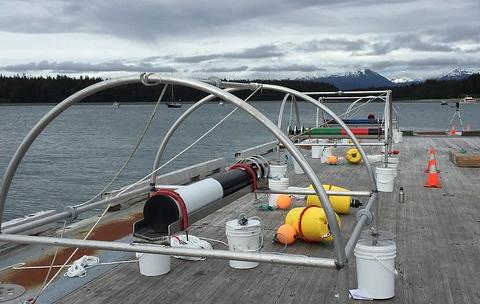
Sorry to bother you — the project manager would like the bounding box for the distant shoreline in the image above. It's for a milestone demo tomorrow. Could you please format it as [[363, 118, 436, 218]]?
[[0, 98, 465, 106]]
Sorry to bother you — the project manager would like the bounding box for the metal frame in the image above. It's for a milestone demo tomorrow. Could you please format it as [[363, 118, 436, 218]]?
[[0, 74, 385, 303], [287, 90, 397, 159]]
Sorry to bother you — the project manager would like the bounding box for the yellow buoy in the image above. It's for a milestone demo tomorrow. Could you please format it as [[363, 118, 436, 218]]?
[[285, 206, 340, 242], [306, 184, 352, 214], [346, 148, 362, 164]]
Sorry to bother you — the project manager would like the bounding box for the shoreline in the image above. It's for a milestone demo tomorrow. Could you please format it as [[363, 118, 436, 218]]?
[[0, 98, 467, 106]]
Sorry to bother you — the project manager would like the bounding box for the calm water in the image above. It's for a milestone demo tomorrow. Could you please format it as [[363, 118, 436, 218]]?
[[1, 100, 479, 221]]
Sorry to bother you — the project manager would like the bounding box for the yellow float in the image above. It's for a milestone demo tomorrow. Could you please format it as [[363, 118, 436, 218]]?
[[306, 184, 360, 214], [285, 206, 340, 242], [345, 148, 362, 164]]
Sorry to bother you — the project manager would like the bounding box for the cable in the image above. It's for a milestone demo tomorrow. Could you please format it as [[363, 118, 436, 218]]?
[[114, 85, 263, 197], [76, 84, 168, 207]]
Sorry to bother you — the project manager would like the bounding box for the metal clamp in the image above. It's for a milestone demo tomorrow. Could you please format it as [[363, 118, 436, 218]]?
[[356, 208, 373, 225], [64, 205, 78, 221]]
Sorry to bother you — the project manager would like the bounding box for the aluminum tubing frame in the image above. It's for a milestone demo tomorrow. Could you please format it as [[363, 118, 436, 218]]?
[[0, 233, 336, 269], [0, 75, 349, 301], [145, 76, 348, 260], [0, 77, 141, 229], [149, 80, 380, 302]]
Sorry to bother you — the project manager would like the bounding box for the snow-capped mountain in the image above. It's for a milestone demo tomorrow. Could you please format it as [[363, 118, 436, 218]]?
[[390, 77, 413, 84], [437, 68, 475, 81], [307, 69, 393, 90]]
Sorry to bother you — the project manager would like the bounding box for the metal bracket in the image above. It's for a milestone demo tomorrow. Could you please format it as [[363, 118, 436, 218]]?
[[356, 208, 373, 225], [64, 206, 78, 221]]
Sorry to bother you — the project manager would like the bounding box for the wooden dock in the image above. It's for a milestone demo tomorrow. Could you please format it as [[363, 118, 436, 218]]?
[[18, 137, 480, 303]]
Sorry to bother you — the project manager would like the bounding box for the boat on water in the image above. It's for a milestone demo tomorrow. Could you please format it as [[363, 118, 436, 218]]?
[[440, 100, 448, 105], [460, 96, 476, 103], [166, 101, 182, 108], [0, 75, 479, 303], [111, 101, 120, 108]]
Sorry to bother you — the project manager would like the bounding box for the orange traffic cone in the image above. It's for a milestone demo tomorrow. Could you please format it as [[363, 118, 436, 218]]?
[[424, 160, 441, 188], [449, 126, 456, 136], [424, 148, 436, 172], [424, 158, 437, 173]]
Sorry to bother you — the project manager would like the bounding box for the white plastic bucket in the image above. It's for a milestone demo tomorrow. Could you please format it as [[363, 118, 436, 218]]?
[[269, 164, 287, 179], [226, 219, 262, 269], [312, 145, 322, 159], [138, 245, 171, 276], [355, 240, 397, 299], [311, 139, 328, 159], [393, 130, 403, 143], [320, 147, 333, 164], [384, 157, 399, 177], [292, 158, 304, 174], [268, 178, 289, 208], [376, 167, 395, 192]]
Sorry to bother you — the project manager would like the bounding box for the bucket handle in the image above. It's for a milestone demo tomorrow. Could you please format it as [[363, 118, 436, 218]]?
[[374, 255, 398, 276], [249, 216, 264, 250]]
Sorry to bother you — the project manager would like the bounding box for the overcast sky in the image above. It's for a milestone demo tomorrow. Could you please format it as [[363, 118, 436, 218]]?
[[0, 0, 479, 80]]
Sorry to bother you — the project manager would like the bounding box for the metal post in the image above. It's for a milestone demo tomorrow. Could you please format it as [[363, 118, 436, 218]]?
[[0, 233, 337, 268]]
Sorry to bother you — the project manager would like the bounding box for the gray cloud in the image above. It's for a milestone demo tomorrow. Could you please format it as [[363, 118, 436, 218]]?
[[296, 39, 369, 52], [250, 64, 324, 72], [427, 25, 480, 43], [370, 57, 480, 72], [174, 45, 284, 63], [0, 60, 176, 73], [194, 66, 249, 73], [369, 34, 457, 55]]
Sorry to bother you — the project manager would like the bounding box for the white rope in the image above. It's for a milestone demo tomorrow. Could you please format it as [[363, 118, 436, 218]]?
[[64, 256, 100, 278], [76, 85, 168, 207], [115, 85, 263, 197], [13, 259, 138, 270], [37, 204, 111, 296], [169, 234, 213, 261]]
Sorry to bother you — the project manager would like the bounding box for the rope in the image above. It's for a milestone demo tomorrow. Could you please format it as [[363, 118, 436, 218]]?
[[76, 84, 168, 207], [114, 85, 263, 198], [35, 204, 112, 300], [30, 220, 67, 303], [169, 234, 213, 261]]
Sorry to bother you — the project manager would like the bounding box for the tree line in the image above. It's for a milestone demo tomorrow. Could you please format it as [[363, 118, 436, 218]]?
[[0, 75, 336, 103], [0, 73, 479, 103]]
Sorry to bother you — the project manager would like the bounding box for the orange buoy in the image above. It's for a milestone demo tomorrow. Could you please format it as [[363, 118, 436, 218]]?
[[276, 224, 296, 245], [327, 155, 338, 165], [276, 194, 292, 209]]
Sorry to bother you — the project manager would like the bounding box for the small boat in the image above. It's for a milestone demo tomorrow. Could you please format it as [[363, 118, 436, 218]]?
[[112, 101, 120, 108], [460, 96, 476, 104], [167, 82, 182, 108], [440, 100, 448, 105], [166, 101, 182, 108], [219, 101, 224, 106]]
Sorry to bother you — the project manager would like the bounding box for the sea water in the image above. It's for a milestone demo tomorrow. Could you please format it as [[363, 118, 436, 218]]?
[[1, 100, 479, 220]]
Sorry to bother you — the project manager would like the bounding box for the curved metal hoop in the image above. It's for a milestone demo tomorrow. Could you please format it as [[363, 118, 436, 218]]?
[[0, 75, 347, 266]]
